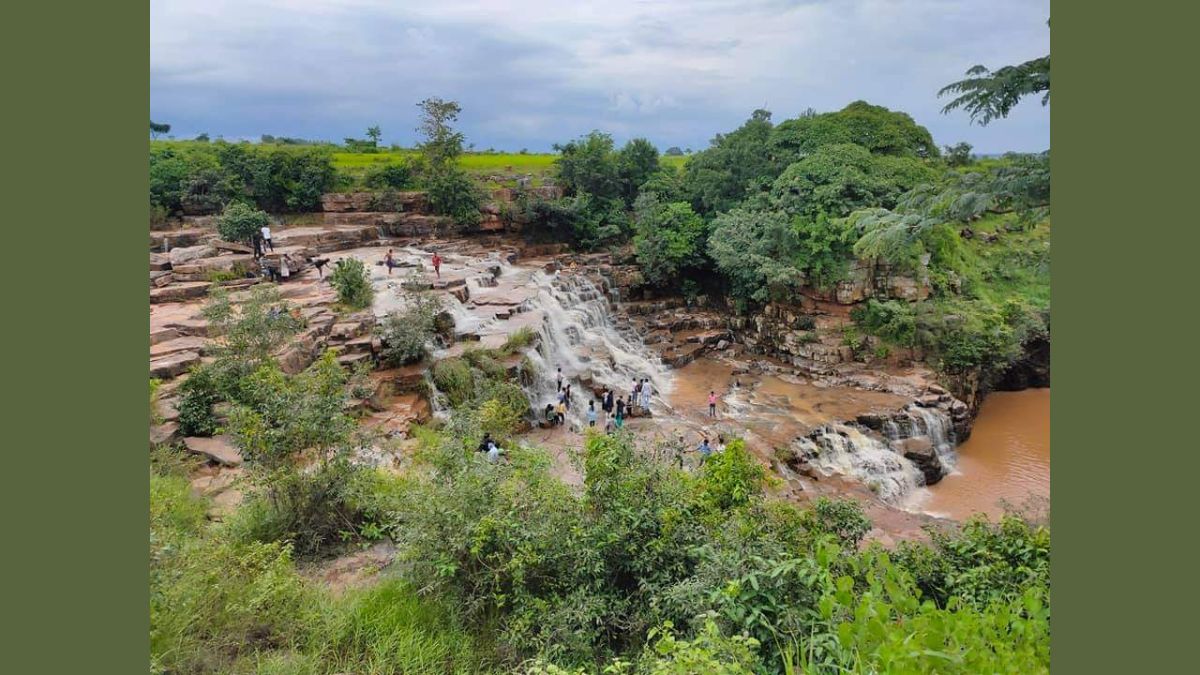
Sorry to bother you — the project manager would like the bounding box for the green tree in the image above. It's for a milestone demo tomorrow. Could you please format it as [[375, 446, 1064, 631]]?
[[633, 194, 708, 287], [366, 125, 382, 146], [682, 109, 777, 215], [944, 141, 974, 167], [939, 21, 1049, 126], [416, 98, 481, 222], [663, 146, 683, 156], [329, 257, 375, 309], [150, 120, 170, 138], [416, 97, 466, 169], [553, 131, 622, 201], [769, 143, 936, 219], [216, 201, 269, 244], [771, 100, 940, 161], [707, 208, 804, 305], [617, 137, 660, 205], [195, 132, 210, 142]]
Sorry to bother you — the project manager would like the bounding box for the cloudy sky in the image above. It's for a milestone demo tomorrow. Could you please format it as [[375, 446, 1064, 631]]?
[[150, 0, 1050, 154]]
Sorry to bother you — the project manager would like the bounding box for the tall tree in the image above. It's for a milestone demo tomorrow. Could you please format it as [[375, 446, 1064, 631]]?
[[939, 20, 1050, 125], [366, 125, 382, 146], [415, 97, 465, 168], [150, 120, 170, 139]]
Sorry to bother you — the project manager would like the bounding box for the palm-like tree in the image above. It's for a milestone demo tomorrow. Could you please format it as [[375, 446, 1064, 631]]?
[[939, 20, 1049, 126]]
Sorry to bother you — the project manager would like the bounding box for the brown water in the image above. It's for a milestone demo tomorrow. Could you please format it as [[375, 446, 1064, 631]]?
[[915, 389, 1050, 521]]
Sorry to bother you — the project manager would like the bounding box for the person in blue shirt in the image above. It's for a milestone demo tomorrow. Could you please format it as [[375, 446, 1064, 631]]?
[[698, 437, 713, 464], [587, 400, 598, 427]]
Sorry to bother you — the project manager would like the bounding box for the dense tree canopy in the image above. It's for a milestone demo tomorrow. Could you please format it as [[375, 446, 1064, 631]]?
[[769, 143, 937, 219], [771, 100, 940, 161], [632, 194, 708, 287], [682, 109, 778, 215]]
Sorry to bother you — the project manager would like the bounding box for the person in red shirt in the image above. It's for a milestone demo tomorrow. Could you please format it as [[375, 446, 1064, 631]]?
[[431, 252, 442, 279]]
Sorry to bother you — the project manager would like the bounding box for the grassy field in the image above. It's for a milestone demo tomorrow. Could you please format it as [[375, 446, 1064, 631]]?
[[332, 149, 687, 175]]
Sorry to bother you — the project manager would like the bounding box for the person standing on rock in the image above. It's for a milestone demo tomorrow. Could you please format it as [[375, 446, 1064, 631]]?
[[614, 398, 625, 429], [587, 400, 597, 428], [631, 380, 641, 411], [555, 400, 567, 427], [251, 232, 263, 259], [640, 379, 652, 410], [432, 252, 442, 279], [385, 249, 396, 275], [261, 223, 274, 252], [698, 437, 713, 465], [708, 390, 718, 418], [564, 384, 573, 410], [556, 367, 563, 392]]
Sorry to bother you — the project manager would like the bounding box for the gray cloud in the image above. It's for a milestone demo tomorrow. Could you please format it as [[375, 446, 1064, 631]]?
[[151, 0, 1050, 153]]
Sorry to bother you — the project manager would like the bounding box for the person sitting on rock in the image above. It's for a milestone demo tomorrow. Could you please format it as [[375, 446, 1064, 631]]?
[[477, 433, 493, 454]]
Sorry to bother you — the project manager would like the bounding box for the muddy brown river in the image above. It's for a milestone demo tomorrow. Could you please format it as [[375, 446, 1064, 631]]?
[[912, 388, 1050, 520]]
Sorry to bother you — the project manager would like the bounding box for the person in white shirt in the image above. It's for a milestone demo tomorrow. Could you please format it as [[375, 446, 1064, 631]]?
[[640, 379, 652, 410], [261, 225, 274, 251]]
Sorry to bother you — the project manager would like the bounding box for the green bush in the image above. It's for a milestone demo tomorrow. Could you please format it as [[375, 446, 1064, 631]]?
[[800, 497, 873, 548], [431, 358, 474, 408], [217, 201, 270, 244], [176, 365, 220, 436], [330, 257, 375, 309], [378, 289, 444, 367], [426, 166, 482, 225], [502, 326, 537, 353], [363, 161, 414, 190]]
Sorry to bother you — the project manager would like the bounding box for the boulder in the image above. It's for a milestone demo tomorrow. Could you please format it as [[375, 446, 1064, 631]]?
[[150, 422, 179, 448], [150, 327, 180, 346], [150, 336, 210, 359], [150, 282, 211, 304], [150, 253, 172, 271], [183, 435, 243, 467], [894, 437, 944, 485], [150, 350, 201, 379], [168, 245, 217, 265]]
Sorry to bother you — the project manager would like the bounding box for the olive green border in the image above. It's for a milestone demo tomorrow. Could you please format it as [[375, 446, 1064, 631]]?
[[6, 1, 149, 672], [1053, 3, 1196, 672], [7, 1, 1194, 671]]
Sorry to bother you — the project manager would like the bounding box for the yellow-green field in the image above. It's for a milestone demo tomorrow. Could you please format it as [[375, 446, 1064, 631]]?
[[332, 150, 687, 174]]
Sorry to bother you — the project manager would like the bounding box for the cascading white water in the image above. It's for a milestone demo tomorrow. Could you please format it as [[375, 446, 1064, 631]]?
[[797, 405, 959, 503], [521, 270, 673, 427], [801, 424, 924, 502], [904, 405, 957, 470]]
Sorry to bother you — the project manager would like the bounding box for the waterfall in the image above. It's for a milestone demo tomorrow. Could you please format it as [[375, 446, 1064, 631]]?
[[800, 424, 924, 502], [520, 270, 673, 427], [796, 405, 959, 503], [904, 405, 958, 470]]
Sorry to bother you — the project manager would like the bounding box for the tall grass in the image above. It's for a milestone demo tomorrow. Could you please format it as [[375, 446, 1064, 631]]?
[[150, 465, 496, 674]]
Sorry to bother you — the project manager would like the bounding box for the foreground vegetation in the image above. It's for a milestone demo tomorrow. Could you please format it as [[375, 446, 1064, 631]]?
[[153, 283, 1049, 673], [153, 419, 1049, 674]]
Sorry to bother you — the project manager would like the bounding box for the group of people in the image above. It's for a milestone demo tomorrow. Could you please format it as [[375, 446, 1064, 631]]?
[[250, 224, 274, 259], [384, 249, 442, 278], [546, 367, 658, 435]]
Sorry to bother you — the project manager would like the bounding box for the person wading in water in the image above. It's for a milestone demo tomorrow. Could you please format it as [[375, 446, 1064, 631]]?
[[432, 252, 442, 279]]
